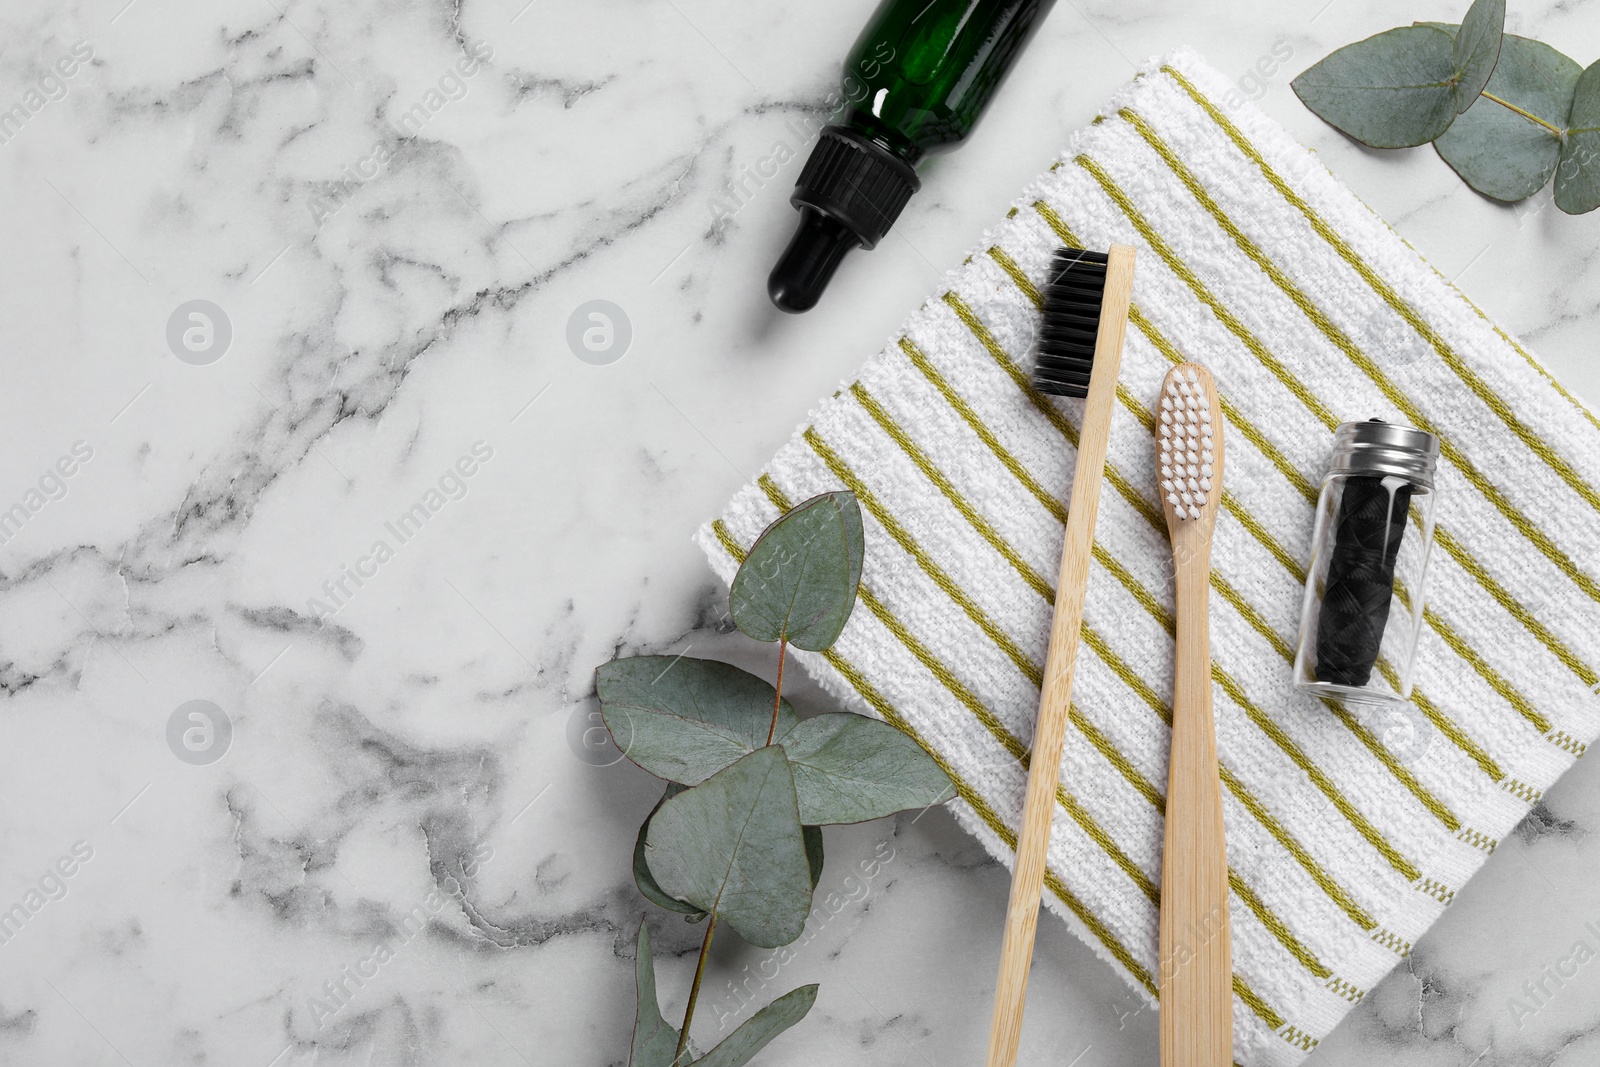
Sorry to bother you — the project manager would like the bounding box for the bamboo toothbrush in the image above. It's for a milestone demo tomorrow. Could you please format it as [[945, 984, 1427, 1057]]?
[[1155, 363, 1231, 1067], [984, 243, 1135, 1067]]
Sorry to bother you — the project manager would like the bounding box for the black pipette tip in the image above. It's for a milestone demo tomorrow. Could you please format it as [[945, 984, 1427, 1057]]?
[[767, 209, 861, 314]]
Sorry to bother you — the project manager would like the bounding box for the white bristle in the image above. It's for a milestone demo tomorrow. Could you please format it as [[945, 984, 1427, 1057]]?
[[1156, 366, 1219, 523]]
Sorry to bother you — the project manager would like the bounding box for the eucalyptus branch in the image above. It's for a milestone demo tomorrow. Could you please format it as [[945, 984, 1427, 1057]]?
[[1291, 0, 1600, 214], [603, 492, 951, 1067], [1482, 90, 1566, 135], [767, 639, 788, 745], [674, 915, 718, 1066]]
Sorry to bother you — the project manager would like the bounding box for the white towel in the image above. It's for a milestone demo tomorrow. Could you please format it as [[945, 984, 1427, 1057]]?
[[697, 47, 1600, 1065]]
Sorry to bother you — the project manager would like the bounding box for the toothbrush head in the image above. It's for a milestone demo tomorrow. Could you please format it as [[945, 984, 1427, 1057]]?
[[1157, 363, 1224, 528], [1034, 247, 1112, 398]]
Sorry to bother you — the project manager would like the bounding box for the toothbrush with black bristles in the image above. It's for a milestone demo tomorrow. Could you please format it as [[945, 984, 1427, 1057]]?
[[984, 244, 1136, 1067]]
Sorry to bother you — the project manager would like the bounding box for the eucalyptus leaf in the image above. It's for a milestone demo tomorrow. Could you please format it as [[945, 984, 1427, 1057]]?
[[1291, 25, 1461, 148], [1450, 0, 1505, 112], [629, 920, 682, 1067], [692, 984, 819, 1067], [779, 713, 955, 825], [646, 746, 814, 948], [1435, 34, 1582, 201], [634, 785, 708, 919], [729, 492, 864, 652], [803, 824, 824, 889], [598, 657, 798, 786], [1555, 59, 1600, 214]]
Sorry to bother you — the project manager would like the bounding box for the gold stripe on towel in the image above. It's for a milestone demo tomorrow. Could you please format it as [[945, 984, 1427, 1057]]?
[[727, 483, 1362, 1009], [1218, 765, 1380, 932], [756, 472, 1163, 909], [1076, 154, 1340, 429], [1080, 148, 1600, 609], [715, 513, 1162, 995], [832, 397, 1053, 600], [827, 644, 1164, 996], [1155, 70, 1600, 512], [896, 338, 1069, 525], [1434, 526, 1596, 688], [945, 267, 1486, 811], [1023, 200, 1549, 769], [816, 397, 1385, 960], [1229, 871, 1337, 981], [1081, 139, 1572, 731], [854, 357, 1427, 901], [788, 447, 1347, 978], [1112, 98, 1600, 625], [1238, 975, 1285, 1032], [1449, 283, 1600, 435], [716, 507, 1300, 1033], [987, 245, 1042, 306], [1214, 663, 1422, 879], [773, 444, 1043, 688]]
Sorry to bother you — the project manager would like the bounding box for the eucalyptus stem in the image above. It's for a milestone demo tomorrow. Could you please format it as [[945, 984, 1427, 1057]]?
[[674, 914, 718, 1066], [1482, 90, 1565, 136], [766, 638, 788, 745]]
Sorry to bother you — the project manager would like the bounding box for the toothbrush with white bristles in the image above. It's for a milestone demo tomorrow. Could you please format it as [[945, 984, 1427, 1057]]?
[[1159, 367, 1217, 521], [1156, 363, 1232, 1067]]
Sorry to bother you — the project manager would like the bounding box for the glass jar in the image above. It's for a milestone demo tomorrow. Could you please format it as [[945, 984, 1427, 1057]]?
[[1293, 420, 1440, 705]]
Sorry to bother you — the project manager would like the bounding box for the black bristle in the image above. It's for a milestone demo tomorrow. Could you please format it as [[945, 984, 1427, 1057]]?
[[1034, 247, 1110, 398]]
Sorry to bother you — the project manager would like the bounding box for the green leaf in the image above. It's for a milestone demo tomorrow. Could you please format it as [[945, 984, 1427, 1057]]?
[[634, 785, 708, 919], [598, 657, 798, 786], [629, 920, 682, 1067], [1435, 34, 1582, 202], [1450, 0, 1505, 112], [779, 713, 955, 825], [729, 493, 864, 652], [646, 747, 815, 948], [1556, 59, 1600, 214], [802, 824, 824, 889], [692, 984, 818, 1067], [1292, 25, 1460, 148]]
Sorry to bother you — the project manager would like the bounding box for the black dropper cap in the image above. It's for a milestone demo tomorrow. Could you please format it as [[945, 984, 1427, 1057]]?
[[768, 126, 919, 314]]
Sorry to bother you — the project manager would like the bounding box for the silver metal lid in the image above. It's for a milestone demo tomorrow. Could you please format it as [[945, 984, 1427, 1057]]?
[[1329, 419, 1439, 487]]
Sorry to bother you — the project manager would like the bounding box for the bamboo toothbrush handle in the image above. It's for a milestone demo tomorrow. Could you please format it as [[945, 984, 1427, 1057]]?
[[1160, 541, 1232, 1067], [984, 246, 1135, 1067]]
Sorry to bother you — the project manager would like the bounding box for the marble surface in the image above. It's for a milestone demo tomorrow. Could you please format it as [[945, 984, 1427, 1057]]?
[[1, 0, 1598, 1064]]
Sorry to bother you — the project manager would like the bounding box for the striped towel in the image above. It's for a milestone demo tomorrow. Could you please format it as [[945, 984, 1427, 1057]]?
[[697, 47, 1600, 1064]]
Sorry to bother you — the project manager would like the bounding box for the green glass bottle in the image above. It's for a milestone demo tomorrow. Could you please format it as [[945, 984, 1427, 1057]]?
[[768, 0, 1056, 313]]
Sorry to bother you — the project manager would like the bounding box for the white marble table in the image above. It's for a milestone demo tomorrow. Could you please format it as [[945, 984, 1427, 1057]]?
[[2, 0, 1597, 1063]]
